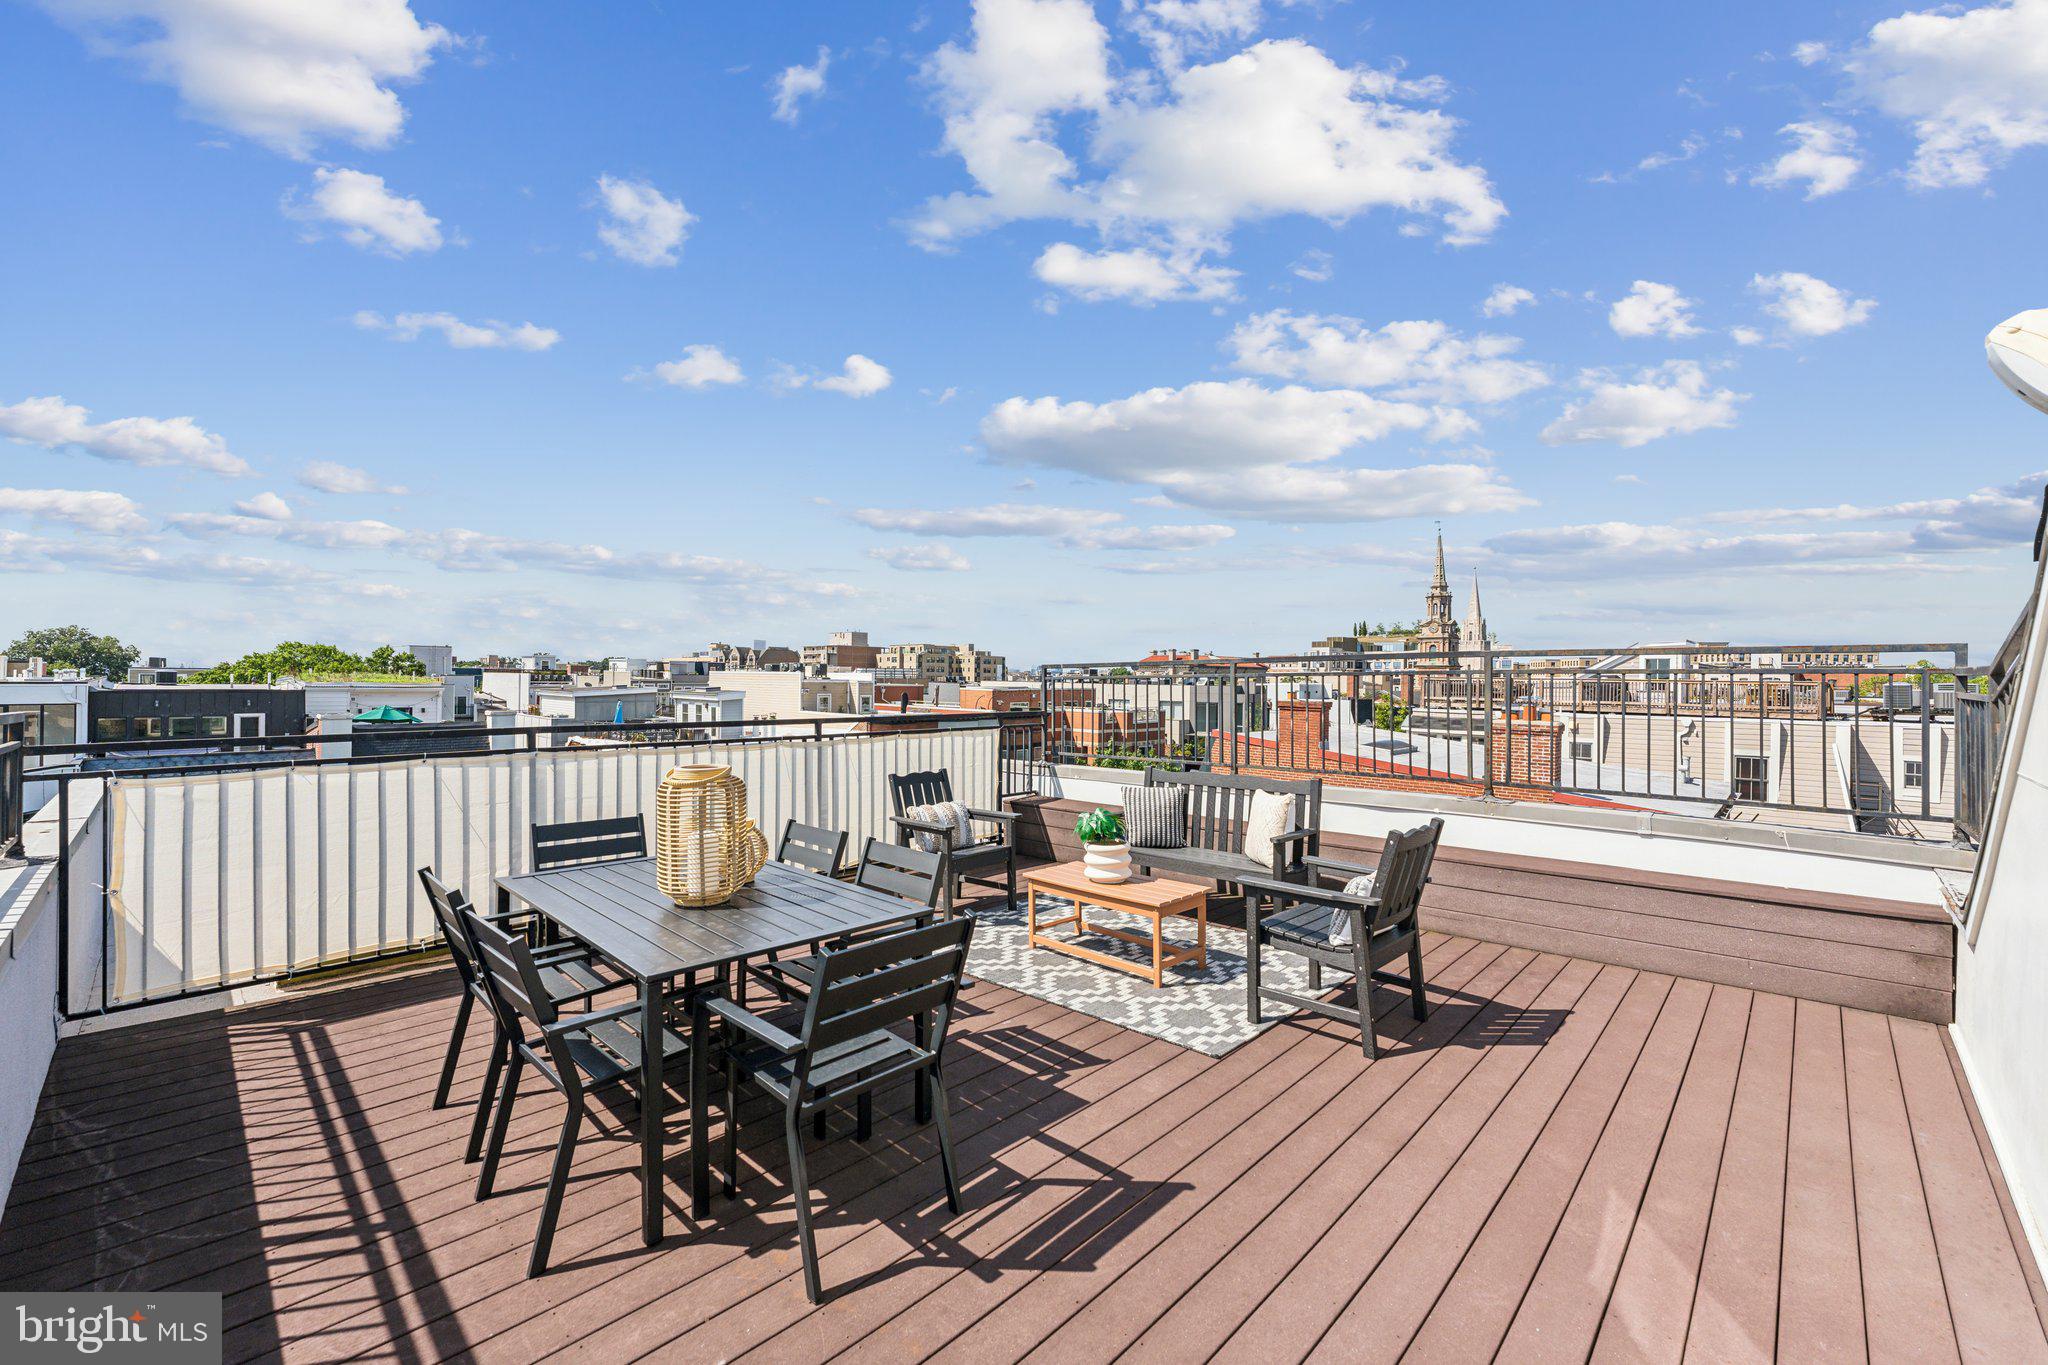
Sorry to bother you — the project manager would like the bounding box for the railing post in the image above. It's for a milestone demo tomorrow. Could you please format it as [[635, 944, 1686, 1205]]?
[[1920, 664, 1933, 821], [1481, 641, 1495, 797], [1223, 663, 1239, 775]]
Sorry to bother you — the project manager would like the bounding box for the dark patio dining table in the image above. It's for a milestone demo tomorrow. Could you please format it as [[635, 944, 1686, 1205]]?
[[495, 854, 934, 1245]]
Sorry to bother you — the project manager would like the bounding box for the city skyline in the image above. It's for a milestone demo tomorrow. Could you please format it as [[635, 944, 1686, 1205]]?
[[5, 1, 2048, 662]]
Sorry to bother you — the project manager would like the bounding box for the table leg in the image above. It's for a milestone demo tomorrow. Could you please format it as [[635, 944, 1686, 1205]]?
[[915, 911, 932, 1125], [640, 977, 663, 1245], [1198, 901, 1209, 968], [691, 999, 710, 1217], [1152, 914, 1164, 988]]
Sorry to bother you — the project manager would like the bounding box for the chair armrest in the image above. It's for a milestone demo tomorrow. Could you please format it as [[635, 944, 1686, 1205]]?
[[1266, 825, 1317, 876], [890, 815, 953, 834], [541, 998, 641, 1037], [1303, 853, 1377, 882], [697, 994, 804, 1055], [963, 807, 1017, 825], [1237, 871, 1379, 913]]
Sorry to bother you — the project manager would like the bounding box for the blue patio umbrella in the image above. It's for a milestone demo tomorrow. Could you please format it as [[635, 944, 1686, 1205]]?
[[613, 700, 625, 724]]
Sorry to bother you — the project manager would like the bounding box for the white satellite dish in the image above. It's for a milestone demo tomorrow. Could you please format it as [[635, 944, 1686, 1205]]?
[[1987, 309, 2048, 415]]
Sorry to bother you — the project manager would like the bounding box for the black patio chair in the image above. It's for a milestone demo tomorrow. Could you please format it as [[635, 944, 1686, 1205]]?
[[694, 915, 975, 1304], [887, 769, 1016, 916], [776, 818, 849, 878], [748, 837, 944, 1009], [1236, 818, 1443, 1060], [465, 904, 690, 1276], [417, 868, 621, 1154], [531, 814, 647, 870]]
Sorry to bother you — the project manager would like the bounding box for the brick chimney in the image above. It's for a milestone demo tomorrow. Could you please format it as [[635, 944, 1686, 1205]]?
[[1275, 698, 1331, 768], [1490, 706, 1562, 788]]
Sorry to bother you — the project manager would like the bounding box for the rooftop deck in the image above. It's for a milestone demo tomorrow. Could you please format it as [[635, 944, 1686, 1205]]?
[[3, 927, 2043, 1363]]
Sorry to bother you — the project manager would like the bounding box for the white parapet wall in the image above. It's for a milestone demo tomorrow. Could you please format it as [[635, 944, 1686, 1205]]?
[[75, 725, 1000, 1013], [1047, 765, 1968, 907], [1953, 560, 2048, 1279]]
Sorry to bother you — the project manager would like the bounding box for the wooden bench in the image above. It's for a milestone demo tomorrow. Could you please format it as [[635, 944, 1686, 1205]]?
[[1125, 768, 1323, 888]]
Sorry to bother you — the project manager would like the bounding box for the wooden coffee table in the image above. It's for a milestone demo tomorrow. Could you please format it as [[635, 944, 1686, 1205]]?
[[1022, 861, 1209, 987]]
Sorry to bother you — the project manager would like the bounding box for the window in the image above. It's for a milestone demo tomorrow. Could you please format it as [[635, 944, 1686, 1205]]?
[[1904, 759, 1925, 791], [95, 717, 126, 742], [1571, 740, 1594, 764], [20, 704, 78, 749], [202, 715, 229, 737], [169, 716, 200, 738], [134, 717, 162, 739], [1733, 755, 1767, 802]]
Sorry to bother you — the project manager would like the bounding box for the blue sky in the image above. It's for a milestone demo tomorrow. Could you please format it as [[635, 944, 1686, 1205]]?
[[4, 0, 2047, 667]]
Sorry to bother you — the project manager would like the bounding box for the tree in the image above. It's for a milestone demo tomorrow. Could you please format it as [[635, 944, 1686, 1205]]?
[[5, 625, 139, 679], [183, 641, 426, 685]]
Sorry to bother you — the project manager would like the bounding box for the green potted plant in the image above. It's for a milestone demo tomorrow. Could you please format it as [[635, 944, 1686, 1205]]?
[[1076, 807, 1131, 884]]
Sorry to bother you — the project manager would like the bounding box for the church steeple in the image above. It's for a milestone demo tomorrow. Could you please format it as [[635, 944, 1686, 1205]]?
[[1424, 527, 1453, 626], [1415, 524, 1461, 664], [1464, 571, 1486, 650]]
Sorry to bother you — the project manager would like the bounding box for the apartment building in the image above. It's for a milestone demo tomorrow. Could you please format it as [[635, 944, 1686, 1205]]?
[[954, 643, 1006, 683], [878, 643, 955, 682], [801, 630, 882, 672]]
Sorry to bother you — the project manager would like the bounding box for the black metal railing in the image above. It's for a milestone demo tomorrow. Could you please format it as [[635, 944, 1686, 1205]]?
[[1038, 644, 1972, 837], [0, 711, 25, 859]]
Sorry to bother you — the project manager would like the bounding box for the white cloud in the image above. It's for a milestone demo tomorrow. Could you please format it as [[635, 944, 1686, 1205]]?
[[980, 378, 1526, 521], [1483, 477, 2044, 581], [1125, 0, 1266, 69], [771, 46, 830, 123], [1749, 271, 1876, 338], [1703, 472, 2044, 550], [1751, 120, 1862, 198], [34, 0, 452, 158], [353, 310, 559, 351], [868, 543, 972, 572], [1608, 280, 1701, 339], [284, 168, 444, 254], [1540, 361, 1745, 448], [852, 503, 1120, 537], [1225, 310, 1549, 404], [912, 0, 1115, 248], [1033, 242, 1238, 303], [232, 491, 293, 521], [167, 507, 861, 601], [1792, 40, 1830, 66], [1090, 40, 1505, 246], [1847, 0, 2048, 187], [1290, 249, 1333, 282], [0, 486, 148, 534], [594, 175, 693, 267], [1637, 133, 1706, 172], [1730, 325, 1765, 346], [0, 394, 251, 476], [650, 344, 746, 389], [794, 354, 894, 398], [911, 7, 1503, 256], [1480, 284, 1534, 317], [298, 460, 407, 495], [849, 502, 1234, 548]]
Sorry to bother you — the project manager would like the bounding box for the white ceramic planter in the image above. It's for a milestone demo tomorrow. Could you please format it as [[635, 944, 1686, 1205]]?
[[1082, 841, 1132, 884]]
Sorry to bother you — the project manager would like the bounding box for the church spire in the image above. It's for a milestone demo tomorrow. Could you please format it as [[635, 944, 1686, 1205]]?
[[1464, 571, 1487, 651], [1424, 525, 1453, 626]]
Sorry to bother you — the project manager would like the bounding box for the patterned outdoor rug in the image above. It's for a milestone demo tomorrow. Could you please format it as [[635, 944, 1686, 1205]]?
[[964, 892, 1323, 1057]]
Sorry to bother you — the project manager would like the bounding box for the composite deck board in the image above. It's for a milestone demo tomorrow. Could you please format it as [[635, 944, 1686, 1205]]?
[[0, 932, 2041, 1364]]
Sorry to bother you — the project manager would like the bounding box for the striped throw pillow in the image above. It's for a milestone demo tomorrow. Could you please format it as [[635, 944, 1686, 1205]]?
[[1122, 785, 1186, 849], [905, 800, 971, 853]]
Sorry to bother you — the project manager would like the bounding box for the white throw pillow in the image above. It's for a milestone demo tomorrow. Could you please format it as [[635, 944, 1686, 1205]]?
[[1243, 789, 1295, 864], [1329, 871, 1376, 947], [906, 800, 971, 853]]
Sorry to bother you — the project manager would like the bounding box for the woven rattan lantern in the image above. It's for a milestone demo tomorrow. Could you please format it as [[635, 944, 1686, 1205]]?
[[654, 764, 768, 907]]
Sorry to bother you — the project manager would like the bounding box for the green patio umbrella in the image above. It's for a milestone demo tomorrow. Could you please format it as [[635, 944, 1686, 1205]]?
[[353, 705, 420, 723]]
